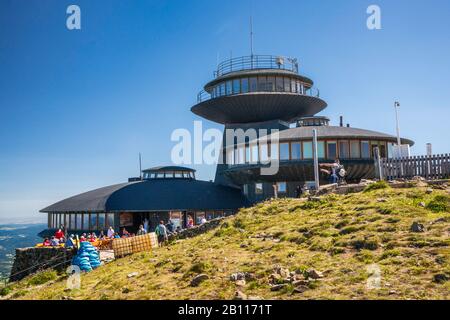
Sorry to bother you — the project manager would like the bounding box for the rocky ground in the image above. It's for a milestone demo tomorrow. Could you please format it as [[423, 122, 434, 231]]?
[[1, 180, 449, 300]]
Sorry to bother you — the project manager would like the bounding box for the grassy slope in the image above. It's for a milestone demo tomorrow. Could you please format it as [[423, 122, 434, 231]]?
[[4, 184, 450, 300]]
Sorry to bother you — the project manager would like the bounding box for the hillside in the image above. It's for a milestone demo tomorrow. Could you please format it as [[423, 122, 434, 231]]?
[[2, 182, 449, 300]]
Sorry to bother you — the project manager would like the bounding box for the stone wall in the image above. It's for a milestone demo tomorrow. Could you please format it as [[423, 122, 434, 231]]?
[[168, 217, 225, 241], [9, 247, 75, 282]]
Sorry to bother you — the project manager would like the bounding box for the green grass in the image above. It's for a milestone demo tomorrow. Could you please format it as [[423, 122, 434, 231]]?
[[2, 185, 450, 300]]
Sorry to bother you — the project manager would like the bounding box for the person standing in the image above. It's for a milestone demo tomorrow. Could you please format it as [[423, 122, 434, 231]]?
[[107, 226, 115, 238], [137, 224, 147, 236], [143, 218, 149, 233], [320, 159, 344, 184], [155, 221, 168, 247]]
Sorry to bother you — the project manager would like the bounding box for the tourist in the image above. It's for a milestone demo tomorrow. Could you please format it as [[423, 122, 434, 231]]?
[[187, 215, 194, 229], [175, 226, 182, 233], [42, 238, 51, 247], [166, 220, 174, 233], [65, 235, 75, 248], [99, 231, 105, 239], [137, 224, 147, 236], [80, 233, 87, 242], [50, 236, 59, 247], [113, 232, 121, 239], [55, 228, 65, 240], [155, 221, 168, 247], [320, 159, 345, 184], [107, 226, 115, 238], [122, 228, 130, 237], [143, 218, 149, 233], [200, 216, 207, 224]]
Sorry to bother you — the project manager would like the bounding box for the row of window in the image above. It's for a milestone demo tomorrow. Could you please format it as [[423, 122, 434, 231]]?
[[49, 213, 115, 231], [226, 140, 392, 165], [211, 76, 311, 98], [243, 182, 286, 196], [143, 171, 195, 180]]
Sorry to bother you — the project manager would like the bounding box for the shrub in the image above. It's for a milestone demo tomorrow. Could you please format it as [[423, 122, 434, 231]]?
[[0, 286, 12, 296], [427, 195, 450, 213], [351, 237, 379, 251], [364, 181, 389, 193], [27, 270, 57, 286]]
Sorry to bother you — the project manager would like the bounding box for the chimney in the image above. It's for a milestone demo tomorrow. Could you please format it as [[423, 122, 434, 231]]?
[[340, 116, 343, 127], [346, 123, 350, 128]]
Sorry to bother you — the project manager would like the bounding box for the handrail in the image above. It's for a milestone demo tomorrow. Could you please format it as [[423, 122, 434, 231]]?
[[214, 55, 299, 77]]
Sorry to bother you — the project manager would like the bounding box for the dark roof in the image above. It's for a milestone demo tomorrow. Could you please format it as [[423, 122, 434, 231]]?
[[142, 166, 196, 173], [40, 180, 248, 213], [247, 126, 414, 146]]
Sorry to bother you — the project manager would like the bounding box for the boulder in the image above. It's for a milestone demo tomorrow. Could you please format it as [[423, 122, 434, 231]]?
[[190, 274, 209, 287], [410, 222, 425, 233], [270, 284, 288, 291], [307, 269, 324, 279]]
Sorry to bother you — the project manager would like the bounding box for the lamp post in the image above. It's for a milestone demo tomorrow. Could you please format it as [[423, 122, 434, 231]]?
[[394, 101, 401, 147]]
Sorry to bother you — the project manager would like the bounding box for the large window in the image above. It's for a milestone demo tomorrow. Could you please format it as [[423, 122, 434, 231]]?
[[277, 182, 287, 193], [249, 77, 258, 92], [284, 78, 291, 92], [106, 213, 114, 229], [327, 141, 337, 159], [258, 76, 267, 91], [266, 77, 275, 92], [232, 79, 240, 94], [361, 141, 370, 158], [250, 143, 259, 163], [255, 183, 263, 194], [317, 141, 325, 159], [260, 143, 269, 163], [226, 148, 235, 165], [90, 213, 98, 230], [98, 214, 106, 230], [83, 214, 90, 230], [291, 142, 301, 160], [303, 141, 313, 159], [241, 78, 249, 93], [339, 141, 349, 159], [280, 143, 290, 160], [237, 146, 245, 164], [226, 81, 232, 95], [276, 77, 284, 92], [350, 141, 360, 158]]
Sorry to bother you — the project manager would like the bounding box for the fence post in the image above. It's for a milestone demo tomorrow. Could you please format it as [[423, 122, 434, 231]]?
[[374, 147, 383, 180]]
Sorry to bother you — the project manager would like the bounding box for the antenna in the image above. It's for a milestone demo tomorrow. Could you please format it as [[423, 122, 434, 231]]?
[[139, 153, 142, 179], [250, 16, 254, 57]]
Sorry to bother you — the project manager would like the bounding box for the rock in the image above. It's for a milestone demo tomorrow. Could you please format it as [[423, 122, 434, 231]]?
[[274, 266, 290, 278], [293, 285, 309, 294], [190, 274, 209, 287], [377, 198, 388, 203], [432, 218, 446, 225], [292, 279, 309, 286], [433, 274, 449, 284], [269, 273, 282, 282], [230, 272, 246, 281], [307, 269, 324, 279], [240, 243, 248, 248], [270, 284, 288, 291], [248, 296, 264, 300], [418, 202, 426, 208], [389, 290, 397, 295], [235, 279, 246, 287], [127, 272, 139, 278], [61, 296, 73, 300], [412, 176, 426, 181], [309, 196, 322, 202], [234, 290, 247, 300], [122, 287, 131, 294], [426, 188, 433, 194], [410, 222, 425, 233]]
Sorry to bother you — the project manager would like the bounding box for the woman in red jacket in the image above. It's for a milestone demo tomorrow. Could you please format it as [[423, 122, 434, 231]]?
[[55, 228, 65, 240]]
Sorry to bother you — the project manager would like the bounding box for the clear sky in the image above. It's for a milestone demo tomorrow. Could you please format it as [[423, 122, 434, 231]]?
[[1, 0, 449, 223]]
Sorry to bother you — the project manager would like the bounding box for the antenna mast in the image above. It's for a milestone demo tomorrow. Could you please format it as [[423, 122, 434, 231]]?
[[139, 153, 142, 179], [250, 16, 254, 57]]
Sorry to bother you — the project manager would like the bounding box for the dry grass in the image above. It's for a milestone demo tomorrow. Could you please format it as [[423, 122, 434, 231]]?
[[3, 185, 450, 300]]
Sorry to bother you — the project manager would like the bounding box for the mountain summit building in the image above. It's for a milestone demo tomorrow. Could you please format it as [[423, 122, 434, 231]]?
[[40, 54, 414, 236]]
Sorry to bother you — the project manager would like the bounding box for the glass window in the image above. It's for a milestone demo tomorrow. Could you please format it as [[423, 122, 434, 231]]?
[[226, 148, 235, 165], [280, 143, 290, 160], [219, 83, 225, 96], [238, 146, 245, 164], [379, 143, 386, 158], [90, 213, 98, 230], [317, 141, 325, 159], [241, 78, 249, 93], [327, 141, 337, 159], [83, 214, 90, 230], [339, 141, 349, 158], [350, 141, 360, 158], [258, 76, 267, 91], [291, 142, 301, 160], [260, 143, 269, 163], [76, 214, 82, 230], [243, 184, 249, 196], [266, 77, 275, 92], [284, 77, 291, 92], [270, 142, 279, 160], [175, 172, 183, 178], [249, 77, 258, 92], [387, 142, 394, 159], [277, 182, 287, 193], [107, 213, 114, 228], [303, 141, 313, 159], [255, 183, 263, 194], [291, 79, 297, 93], [298, 82, 304, 94], [245, 145, 251, 163], [276, 77, 284, 92], [196, 212, 205, 224], [70, 214, 76, 230], [98, 214, 106, 230], [232, 79, 240, 94], [226, 81, 232, 95], [250, 144, 259, 163], [361, 141, 370, 158]]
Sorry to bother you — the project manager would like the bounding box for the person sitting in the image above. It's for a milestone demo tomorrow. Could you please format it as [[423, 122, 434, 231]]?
[[320, 159, 345, 185], [80, 233, 87, 242], [175, 226, 182, 233], [137, 224, 147, 236], [122, 228, 130, 238], [65, 235, 75, 248], [113, 232, 121, 239], [43, 238, 51, 247], [200, 217, 207, 225], [89, 233, 96, 242], [55, 228, 65, 240], [50, 236, 59, 247], [166, 220, 175, 234], [107, 226, 115, 238]]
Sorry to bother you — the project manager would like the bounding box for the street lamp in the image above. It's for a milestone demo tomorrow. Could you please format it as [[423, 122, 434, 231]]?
[[394, 101, 401, 147]]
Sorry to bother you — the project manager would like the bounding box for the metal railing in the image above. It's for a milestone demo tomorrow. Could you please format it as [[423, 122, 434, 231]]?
[[196, 86, 320, 103], [214, 55, 299, 78]]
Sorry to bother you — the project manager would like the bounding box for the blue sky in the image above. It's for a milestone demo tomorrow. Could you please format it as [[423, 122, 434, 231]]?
[[0, 0, 449, 223]]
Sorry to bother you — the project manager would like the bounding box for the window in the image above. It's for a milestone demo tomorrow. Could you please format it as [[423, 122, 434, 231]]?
[[249, 77, 258, 92], [226, 81, 232, 95], [245, 145, 251, 163], [276, 77, 284, 92], [83, 214, 90, 230], [387, 142, 394, 159], [291, 142, 301, 160], [226, 148, 235, 165], [277, 182, 287, 193], [361, 141, 370, 158], [243, 184, 249, 196], [339, 141, 349, 159], [76, 214, 82, 230], [298, 82, 304, 94], [317, 141, 325, 159], [284, 77, 291, 92], [241, 78, 249, 93], [258, 76, 267, 91], [270, 142, 279, 160], [327, 141, 337, 159], [280, 143, 290, 160], [232, 79, 240, 94], [250, 143, 259, 163], [237, 146, 245, 164], [303, 141, 313, 159], [260, 143, 269, 163], [106, 213, 114, 228], [219, 83, 225, 96], [350, 141, 360, 158], [70, 214, 76, 230], [90, 213, 98, 230], [98, 214, 106, 230], [255, 183, 263, 194], [266, 77, 275, 92], [291, 79, 297, 93], [196, 212, 205, 224]]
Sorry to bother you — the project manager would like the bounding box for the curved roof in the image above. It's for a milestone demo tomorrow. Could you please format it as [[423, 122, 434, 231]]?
[[250, 126, 414, 145], [191, 93, 327, 124], [142, 166, 196, 173], [40, 180, 248, 213]]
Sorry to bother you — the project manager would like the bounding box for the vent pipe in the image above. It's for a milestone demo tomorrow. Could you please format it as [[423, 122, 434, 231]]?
[[340, 116, 343, 127], [346, 123, 350, 128]]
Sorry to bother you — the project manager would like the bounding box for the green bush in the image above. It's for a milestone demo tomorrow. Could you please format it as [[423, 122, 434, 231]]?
[[27, 270, 57, 286], [0, 286, 12, 296], [364, 181, 389, 192], [427, 195, 450, 213]]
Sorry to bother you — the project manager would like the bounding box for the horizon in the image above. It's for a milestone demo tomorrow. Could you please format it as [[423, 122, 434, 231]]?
[[1, 0, 450, 223]]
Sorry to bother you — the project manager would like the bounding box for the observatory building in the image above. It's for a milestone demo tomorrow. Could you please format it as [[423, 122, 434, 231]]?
[[39, 54, 413, 236]]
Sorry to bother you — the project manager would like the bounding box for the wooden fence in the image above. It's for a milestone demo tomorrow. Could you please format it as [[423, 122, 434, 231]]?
[[380, 154, 450, 181]]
